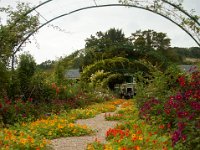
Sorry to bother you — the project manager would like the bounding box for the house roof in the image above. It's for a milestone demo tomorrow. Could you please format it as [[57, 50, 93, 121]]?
[[65, 69, 80, 79], [178, 65, 197, 73]]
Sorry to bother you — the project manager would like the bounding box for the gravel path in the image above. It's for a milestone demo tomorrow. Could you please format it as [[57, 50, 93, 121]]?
[[50, 107, 121, 150]]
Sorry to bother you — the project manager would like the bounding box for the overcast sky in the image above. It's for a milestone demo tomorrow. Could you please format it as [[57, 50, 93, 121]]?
[[1, 0, 200, 64]]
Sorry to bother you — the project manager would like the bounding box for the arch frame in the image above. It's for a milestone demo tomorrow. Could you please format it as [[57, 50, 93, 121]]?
[[14, 3, 200, 54]]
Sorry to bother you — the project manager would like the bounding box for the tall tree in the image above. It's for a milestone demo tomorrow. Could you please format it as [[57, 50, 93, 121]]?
[[17, 53, 36, 100], [0, 3, 39, 66], [0, 3, 39, 98], [131, 29, 171, 52], [83, 28, 132, 67]]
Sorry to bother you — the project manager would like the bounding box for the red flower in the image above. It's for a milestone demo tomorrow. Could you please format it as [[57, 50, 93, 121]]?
[[164, 109, 170, 115], [181, 134, 187, 141], [184, 90, 192, 99], [52, 83, 56, 88], [159, 124, 165, 129], [178, 122, 185, 131], [167, 122, 171, 129], [178, 76, 185, 87], [177, 111, 188, 118], [0, 103, 2, 109], [28, 98, 33, 102], [175, 93, 183, 101], [190, 101, 200, 111]]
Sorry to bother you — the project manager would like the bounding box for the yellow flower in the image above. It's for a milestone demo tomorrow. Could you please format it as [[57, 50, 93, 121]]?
[[104, 144, 113, 150], [4, 136, 9, 141], [138, 136, 143, 140], [42, 138, 48, 145], [20, 138, 27, 145], [48, 131, 52, 136], [87, 144, 95, 150], [19, 131, 25, 137], [40, 143, 44, 148], [57, 124, 64, 129], [132, 134, 136, 138], [22, 122, 26, 126], [72, 129, 77, 133]]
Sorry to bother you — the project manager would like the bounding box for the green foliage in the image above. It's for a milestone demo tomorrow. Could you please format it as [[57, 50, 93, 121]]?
[[0, 2, 39, 63], [136, 62, 200, 149], [54, 60, 65, 84], [83, 28, 131, 67], [81, 57, 130, 82], [17, 53, 36, 99], [85, 28, 128, 50], [90, 70, 110, 87], [171, 47, 200, 61], [0, 2, 39, 99], [0, 62, 9, 97], [37, 60, 55, 71], [135, 61, 181, 107], [163, 48, 184, 64], [145, 50, 169, 69], [29, 71, 55, 102], [102, 73, 124, 90]]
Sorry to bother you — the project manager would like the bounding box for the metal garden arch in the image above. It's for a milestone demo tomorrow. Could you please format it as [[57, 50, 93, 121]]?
[[12, 0, 200, 57]]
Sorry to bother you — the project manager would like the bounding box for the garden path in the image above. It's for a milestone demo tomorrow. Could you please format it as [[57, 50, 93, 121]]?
[[50, 106, 121, 150]]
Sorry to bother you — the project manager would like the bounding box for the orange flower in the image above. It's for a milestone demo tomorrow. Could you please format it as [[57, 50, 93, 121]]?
[[159, 125, 165, 129], [121, 147, 127, 150], [148, 132, 152, 136], [162, 146, 168, 150], [146, 138, 150, 142], [136, 130, 142, 134], [153, 140, 157, 144], [135, 145, 140, 150], [133, 124, 138, 129], [132, 134, 138, 142]]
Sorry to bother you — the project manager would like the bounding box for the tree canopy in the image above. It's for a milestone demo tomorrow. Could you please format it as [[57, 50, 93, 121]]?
[[0, 3, 39, 65], [0, 2, 39, 98]]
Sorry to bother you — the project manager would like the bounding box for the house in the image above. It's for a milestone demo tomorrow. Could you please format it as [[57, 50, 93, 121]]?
[[65, 69, 80, 80]]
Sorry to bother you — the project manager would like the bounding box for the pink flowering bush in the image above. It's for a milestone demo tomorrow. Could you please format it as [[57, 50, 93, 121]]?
[[136, 64, 200, 149]]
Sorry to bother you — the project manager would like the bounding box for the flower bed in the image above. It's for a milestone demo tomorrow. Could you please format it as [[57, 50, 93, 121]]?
[[0, 99, 124, 149]]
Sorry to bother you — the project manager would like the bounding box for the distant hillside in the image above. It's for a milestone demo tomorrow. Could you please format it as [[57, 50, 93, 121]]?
[[172, 47, 200, 59]]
